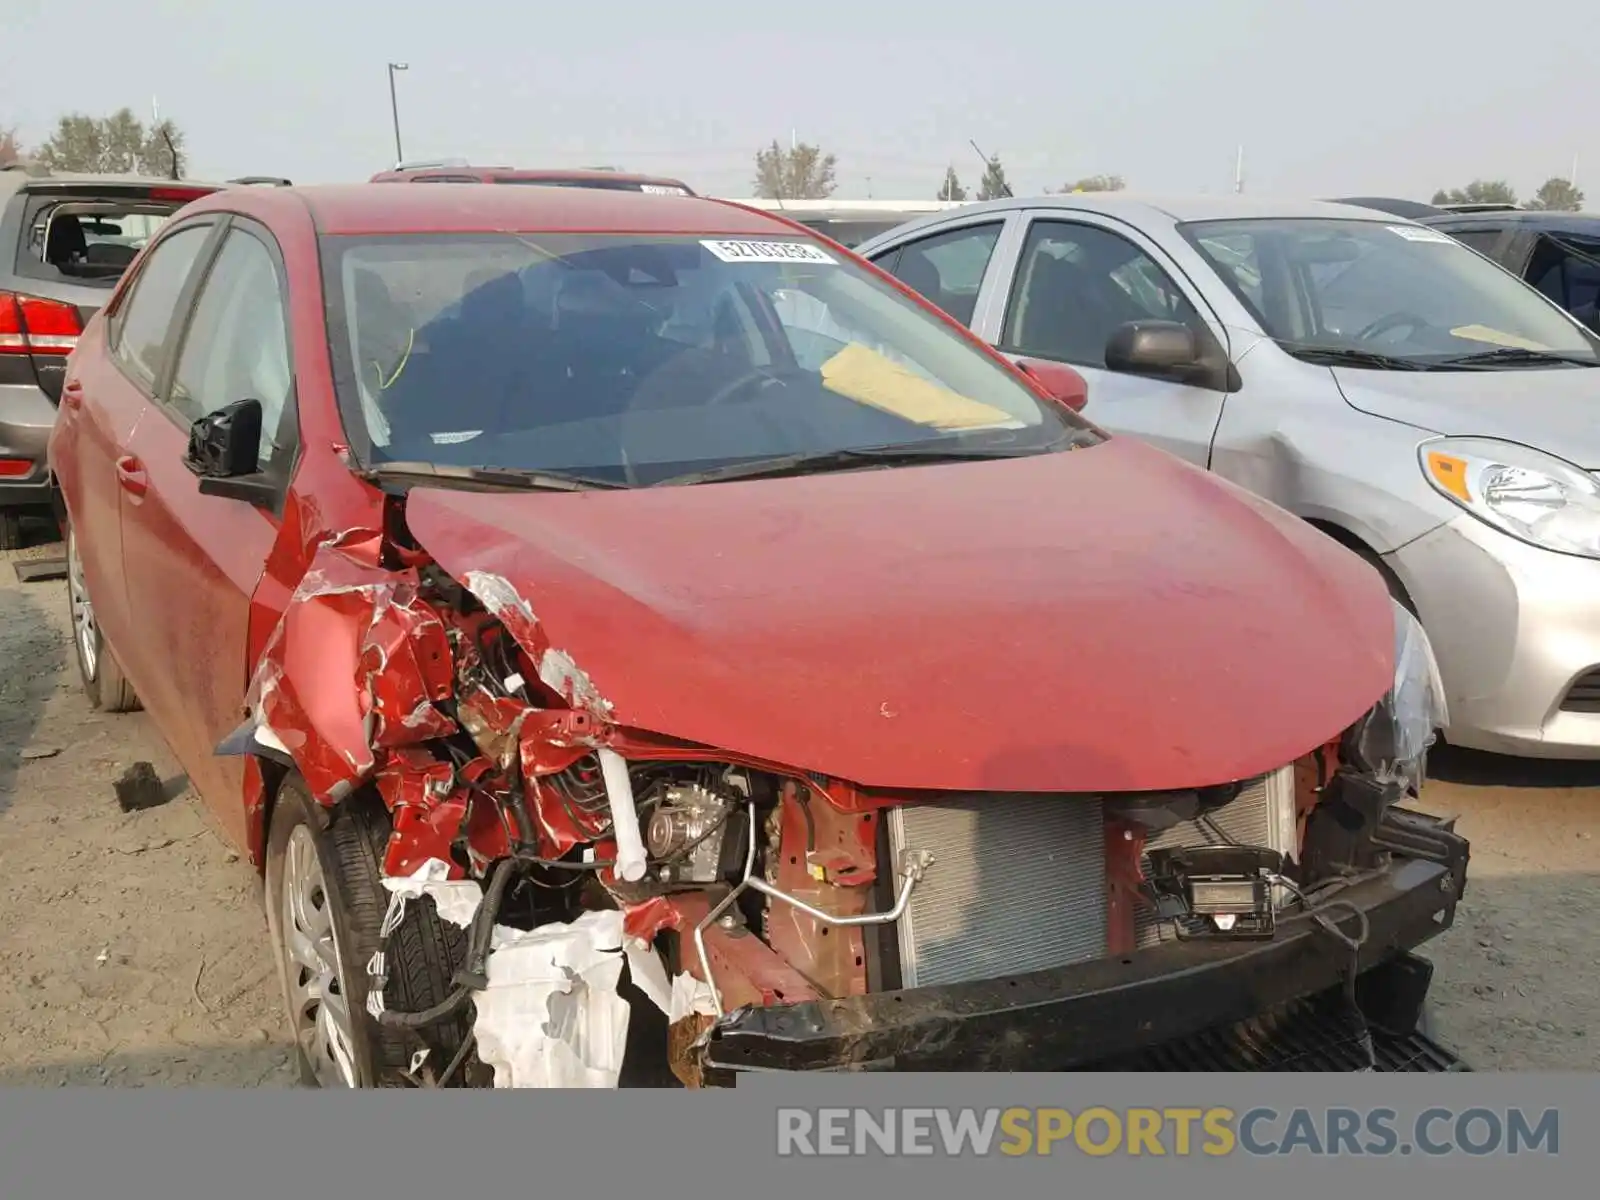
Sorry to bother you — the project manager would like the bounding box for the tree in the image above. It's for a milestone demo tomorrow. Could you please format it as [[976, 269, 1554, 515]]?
[[0, 126, 22, 167], [1057, 174, 1126, 193], [34, 108, 188, 177], [752, 140, 837, 199], [1528, 177, 1584, 212], [936, 166, 966, 201], [1430, 179, 1517, 206], [975, 155, 1010, 201]]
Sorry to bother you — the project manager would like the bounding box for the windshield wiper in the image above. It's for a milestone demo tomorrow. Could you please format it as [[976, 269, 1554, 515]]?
[[655, 440, 1066, 487], [1430, 347, 1598, 369], [1286, 346, 1436, 371], [359, 461, 628, 492]]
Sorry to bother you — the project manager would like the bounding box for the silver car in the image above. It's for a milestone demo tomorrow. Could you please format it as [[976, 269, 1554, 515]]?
[[857, 194, 1600, 759]]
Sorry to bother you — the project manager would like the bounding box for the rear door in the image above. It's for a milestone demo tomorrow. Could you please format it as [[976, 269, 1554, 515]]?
[[116, 218, 299, 845], [982, 211, 1231, 467], [55, 218, 220, 668]]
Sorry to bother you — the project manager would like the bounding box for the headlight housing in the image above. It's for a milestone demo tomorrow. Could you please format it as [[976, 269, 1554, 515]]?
[[1343, 599, 1448, 794], [1420, 436, 1600, 559]]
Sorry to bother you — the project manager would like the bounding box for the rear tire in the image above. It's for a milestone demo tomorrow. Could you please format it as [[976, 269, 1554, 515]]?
[[65, 524, 140, 712], [264, 778, 471, 1088]]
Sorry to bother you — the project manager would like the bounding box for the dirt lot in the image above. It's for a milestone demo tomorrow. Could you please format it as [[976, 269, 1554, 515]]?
[[3, 518, 1598, 1083]]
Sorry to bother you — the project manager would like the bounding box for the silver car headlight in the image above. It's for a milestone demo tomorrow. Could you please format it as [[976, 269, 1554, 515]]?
[[1344, 600, 1448, 794], [1420, 436, 1600, 559]]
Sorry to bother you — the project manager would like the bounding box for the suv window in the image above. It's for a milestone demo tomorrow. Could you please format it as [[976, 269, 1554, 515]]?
[[1002, 220, 1202, 367], [883, 223, 1002, 324], [1527, 234, 1600, 330], [168, 228, 293, 468], [20, 198, 189, 284], [111, 224, 213, 390], [1448, 229, 1503, 257]]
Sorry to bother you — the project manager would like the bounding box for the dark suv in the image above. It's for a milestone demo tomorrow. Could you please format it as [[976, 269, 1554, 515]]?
[[0, 164, 219, 548]]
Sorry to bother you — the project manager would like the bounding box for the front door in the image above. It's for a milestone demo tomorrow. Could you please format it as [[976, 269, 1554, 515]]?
[[117, 220, 299, 847], [61, 221, 218, 667]]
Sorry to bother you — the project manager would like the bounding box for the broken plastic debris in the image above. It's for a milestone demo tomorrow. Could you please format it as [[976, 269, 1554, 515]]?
[[381, 858, 484, 929], [472, 909, 634, 1088]]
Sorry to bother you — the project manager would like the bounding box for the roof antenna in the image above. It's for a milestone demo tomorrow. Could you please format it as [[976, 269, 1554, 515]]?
[[968, 139, 1013, 199]]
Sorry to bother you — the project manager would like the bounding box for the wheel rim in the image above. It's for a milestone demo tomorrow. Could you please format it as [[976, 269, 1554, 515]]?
[[282, 825, 359, 1088], [66, 533, 98, 682]]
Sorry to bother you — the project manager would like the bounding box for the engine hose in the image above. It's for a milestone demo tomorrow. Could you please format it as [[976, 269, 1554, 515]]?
[[454, 856, 518, 990]]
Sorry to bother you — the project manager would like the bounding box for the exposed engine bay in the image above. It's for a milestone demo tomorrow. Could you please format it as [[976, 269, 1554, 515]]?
[[224, 499, 1469, 1086]]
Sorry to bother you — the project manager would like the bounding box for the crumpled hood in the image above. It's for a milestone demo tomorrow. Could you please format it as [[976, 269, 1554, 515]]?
[[405, 438, 1393, 793], [1333, 365, 1600, 468]]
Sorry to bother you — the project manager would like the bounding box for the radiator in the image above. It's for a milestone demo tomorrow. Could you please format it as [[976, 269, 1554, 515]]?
[[886, 767, 1296, 989]]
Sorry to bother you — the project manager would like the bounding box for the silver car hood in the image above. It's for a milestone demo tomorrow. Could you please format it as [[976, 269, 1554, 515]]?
[[1332, 366, 1600, 470]]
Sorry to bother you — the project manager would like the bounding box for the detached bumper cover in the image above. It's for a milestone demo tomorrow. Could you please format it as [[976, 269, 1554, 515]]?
[[702, 834, 1467, 1074]]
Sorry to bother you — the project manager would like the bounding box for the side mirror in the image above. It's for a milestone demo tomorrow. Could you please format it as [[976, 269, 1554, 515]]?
[[1104, 320, 1203, 380], [1014, 357, 1088, 412], [183, 398, 277, 505]]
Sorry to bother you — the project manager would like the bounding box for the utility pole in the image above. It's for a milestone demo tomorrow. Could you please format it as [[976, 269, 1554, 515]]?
[[387, 62, 409, 164], [866, 175, 873, 198], [1234, 145, 1245, 194]]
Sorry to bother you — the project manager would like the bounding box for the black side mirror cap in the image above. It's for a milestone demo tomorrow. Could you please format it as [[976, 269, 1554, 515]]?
[[184, 398, 277, 506], [1104, 320, 1202, 377]]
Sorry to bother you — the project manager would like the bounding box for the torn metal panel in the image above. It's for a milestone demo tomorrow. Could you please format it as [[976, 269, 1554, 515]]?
[[763, 786, 870, 997], [243, 544, 457, 806], [374, 748, 468, 878], [456, 570, 615, 720]]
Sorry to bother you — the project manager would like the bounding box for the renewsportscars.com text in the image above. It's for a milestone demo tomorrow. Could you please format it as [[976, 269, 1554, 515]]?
[[776, 1106, 1560, 1158]]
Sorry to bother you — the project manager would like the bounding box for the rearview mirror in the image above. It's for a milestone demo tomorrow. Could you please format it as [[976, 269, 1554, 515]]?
[[183, 399, 277, 505], [1104, 320, 1202, 379]]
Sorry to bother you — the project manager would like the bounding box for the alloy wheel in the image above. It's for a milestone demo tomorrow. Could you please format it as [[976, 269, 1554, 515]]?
[[67, 532, 98, 682], [281, 825, 359, 1087]]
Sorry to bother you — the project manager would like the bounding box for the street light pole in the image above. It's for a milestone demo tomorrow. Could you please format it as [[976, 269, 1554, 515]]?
[[387, 62, 409, 164]]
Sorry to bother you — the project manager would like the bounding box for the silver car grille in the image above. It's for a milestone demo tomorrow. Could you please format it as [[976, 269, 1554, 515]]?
[[886, 767, 1296, 989]]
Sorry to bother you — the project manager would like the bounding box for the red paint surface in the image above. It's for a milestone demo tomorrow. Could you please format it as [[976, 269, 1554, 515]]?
[[407, 438, 1393, 794]]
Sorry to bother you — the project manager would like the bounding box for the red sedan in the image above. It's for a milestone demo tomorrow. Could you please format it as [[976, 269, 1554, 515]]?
[[48, 183, 1464, 1088]]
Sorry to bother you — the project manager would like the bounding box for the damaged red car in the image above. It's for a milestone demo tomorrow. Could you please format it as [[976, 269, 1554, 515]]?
[[47, 182, 1469, 1087]]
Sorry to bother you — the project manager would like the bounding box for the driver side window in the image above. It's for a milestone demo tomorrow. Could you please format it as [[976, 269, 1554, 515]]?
[[1001, 220, 1202, 368], [167, 228, 294, 472]]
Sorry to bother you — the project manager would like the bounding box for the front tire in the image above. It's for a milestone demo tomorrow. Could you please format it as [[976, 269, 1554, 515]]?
[[65, 525, 140, 712], [263, 778, 471, 1088]]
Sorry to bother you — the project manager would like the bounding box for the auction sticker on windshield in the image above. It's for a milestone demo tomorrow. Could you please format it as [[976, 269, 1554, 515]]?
[[702, 239, 837, 265], [1386, 225, 1455, 244]]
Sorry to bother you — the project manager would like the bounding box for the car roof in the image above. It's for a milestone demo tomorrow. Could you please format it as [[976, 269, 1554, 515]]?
[[228, 183, 808, 237], [369, 166, 694, 190], [859, 191, 1424, 248], [1326, 196, 1447, 220]]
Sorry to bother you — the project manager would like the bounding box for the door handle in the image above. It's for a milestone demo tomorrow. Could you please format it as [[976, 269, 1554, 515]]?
[[114, 455, 148, 498], [61, 379, 83, 410]]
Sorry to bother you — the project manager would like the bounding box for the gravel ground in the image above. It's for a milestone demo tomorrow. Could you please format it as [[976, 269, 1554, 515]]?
[[2, 517, 1597, 1083]]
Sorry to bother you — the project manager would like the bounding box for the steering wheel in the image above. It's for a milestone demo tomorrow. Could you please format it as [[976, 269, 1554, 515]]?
[[703, 365, 812, 407], [1355, 311, 1429, 342]]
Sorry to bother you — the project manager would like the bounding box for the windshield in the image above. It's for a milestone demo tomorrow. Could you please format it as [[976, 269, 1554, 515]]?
[[321, 231, 1087, 486], [1179, 217, 1600, 367]]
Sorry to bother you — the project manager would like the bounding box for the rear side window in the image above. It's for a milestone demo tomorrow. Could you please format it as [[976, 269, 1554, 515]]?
[[885, 223, 1003, 324], [111, 225, 213, 390]]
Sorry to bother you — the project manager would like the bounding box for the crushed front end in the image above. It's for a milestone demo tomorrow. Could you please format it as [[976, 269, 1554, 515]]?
[[231, 503, 1468, 1084]]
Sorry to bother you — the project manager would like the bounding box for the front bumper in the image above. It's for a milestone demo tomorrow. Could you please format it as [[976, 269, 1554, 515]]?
[[700, 814, 1467, 1075], [1387, 514, 1600, 757]]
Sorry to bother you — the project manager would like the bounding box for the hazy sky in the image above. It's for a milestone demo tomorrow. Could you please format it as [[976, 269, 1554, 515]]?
[[3, 0, 1593, 201]]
